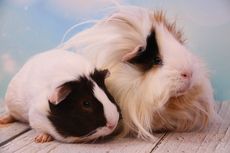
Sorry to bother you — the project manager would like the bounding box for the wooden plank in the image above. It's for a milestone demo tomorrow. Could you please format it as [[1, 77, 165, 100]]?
[[0, 102, 30, 146], [152, 101, 230, 153], [0, 130, 164, 153], [2, 102, 229, 153]]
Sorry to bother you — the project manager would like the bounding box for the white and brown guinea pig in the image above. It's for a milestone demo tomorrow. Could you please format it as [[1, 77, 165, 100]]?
[[62, 6, 216, 140], [0, 49, 121, 143]]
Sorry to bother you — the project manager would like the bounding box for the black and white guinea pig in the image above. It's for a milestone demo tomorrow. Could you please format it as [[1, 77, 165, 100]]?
[[62, 6, 216, 140], [0, 49, 121, 143]]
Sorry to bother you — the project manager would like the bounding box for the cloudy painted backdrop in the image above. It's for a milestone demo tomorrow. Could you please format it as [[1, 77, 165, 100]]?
[[0, 0, 230, 102]]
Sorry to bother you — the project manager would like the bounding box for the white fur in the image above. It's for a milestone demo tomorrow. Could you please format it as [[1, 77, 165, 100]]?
[[62, 6, 216, 140], [4, 49, 119, 142], [93, 82, 119, 127]]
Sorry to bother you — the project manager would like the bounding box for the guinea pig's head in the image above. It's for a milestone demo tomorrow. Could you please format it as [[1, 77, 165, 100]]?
[[120, 12, 209, 104], [47, 69, 121, 143]]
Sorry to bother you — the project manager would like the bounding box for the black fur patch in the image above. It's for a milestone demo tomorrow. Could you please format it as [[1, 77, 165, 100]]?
[[48, 76, 107, 137], [128, 30, 162, 71], [90, 69, 122, 119]]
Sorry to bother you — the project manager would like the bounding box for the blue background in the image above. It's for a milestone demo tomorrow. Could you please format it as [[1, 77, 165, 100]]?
[[0, 0, 230, 102]]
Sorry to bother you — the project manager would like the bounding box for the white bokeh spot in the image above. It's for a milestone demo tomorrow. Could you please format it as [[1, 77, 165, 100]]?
[[1, 53, 17, 74]]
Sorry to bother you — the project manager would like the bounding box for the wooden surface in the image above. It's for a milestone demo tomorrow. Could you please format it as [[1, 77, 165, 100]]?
[[0, 101, 229, 153], [0, 103, 30, 146]]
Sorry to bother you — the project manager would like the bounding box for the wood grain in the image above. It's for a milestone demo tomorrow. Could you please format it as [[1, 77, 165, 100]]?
[[0, 102, 30, 146], [0, 130, 164, 153], [0, 102, 229, 153]]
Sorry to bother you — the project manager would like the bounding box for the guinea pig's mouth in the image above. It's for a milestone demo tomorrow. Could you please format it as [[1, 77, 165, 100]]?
[[72, 124, 119, 143], [85, 130, 97, 137], [81, 125, 115, 138], [176, 87, 189, 96], [175, 90, 187, 97], [174, 82, 192, 97]]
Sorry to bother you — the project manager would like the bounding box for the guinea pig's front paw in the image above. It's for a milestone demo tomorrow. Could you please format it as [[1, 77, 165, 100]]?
[[34, 133, 53, 143], [0, 114, 16, 124]]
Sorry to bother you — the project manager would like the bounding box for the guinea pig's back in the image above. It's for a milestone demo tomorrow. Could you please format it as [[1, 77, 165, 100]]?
[[5, 49, 93, 122]]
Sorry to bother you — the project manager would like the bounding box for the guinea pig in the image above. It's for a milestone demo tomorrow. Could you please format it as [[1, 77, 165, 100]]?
[[0, 49, 121, 143], [61, 6, 216, 140]]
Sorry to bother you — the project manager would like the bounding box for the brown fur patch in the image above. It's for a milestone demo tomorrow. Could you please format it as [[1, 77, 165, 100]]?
[[151, 11, 186, 44]]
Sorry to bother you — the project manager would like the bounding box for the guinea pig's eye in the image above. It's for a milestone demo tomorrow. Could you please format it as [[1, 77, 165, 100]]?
[[154, 57, 162, 65], [82, 101, 92, 108]]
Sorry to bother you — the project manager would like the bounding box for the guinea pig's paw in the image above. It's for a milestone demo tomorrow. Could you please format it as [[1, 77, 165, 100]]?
[[34, 133, 53, 143], [0, 114, 16, 124]]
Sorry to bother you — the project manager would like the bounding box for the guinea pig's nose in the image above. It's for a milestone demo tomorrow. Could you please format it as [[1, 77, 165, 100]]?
[[106, 123, 115, 130], [181, 71, 192, 79]]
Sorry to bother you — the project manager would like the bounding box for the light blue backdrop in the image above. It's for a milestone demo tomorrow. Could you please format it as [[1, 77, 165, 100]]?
[[0, 0, 230, 102]]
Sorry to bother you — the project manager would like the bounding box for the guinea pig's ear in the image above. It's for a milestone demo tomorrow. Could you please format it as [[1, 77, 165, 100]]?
[[48, 85, 72, 105], [122, 45, 143, 62], [90, 69, 110, 87], [121, 31, 161, 70], [100, 69, 110, 79], [91, 69, 110, 80]]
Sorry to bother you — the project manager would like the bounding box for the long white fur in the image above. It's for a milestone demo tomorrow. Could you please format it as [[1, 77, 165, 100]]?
[[4, 49, 119, 142], [61, 6, 216, 140]]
